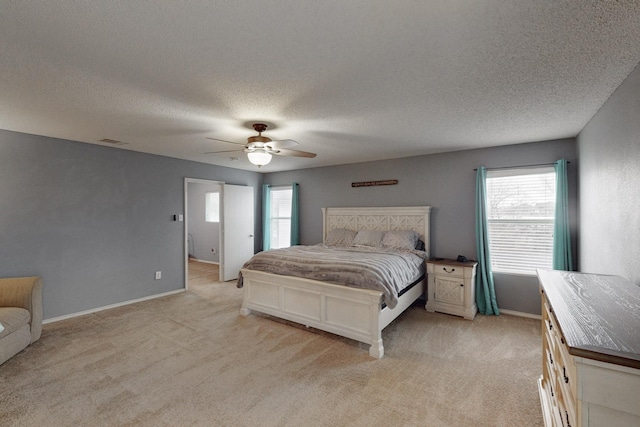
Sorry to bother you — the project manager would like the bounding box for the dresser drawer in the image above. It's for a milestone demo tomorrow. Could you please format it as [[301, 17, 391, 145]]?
[[554, 378, 576, 427], [555, 337, 577, 401], [555, 394, 574, 427], [544, 318, 557, 353], [547, 308, 577, 402], [543, 294, 578, 427], [544, 347, 558, 391]]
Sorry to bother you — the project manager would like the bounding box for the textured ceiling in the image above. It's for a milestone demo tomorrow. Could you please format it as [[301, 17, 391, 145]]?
[[1, 1, 640, 172]]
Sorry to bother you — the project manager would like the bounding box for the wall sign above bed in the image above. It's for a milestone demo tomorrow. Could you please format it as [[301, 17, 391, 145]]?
[[351, 179, 398, 188]]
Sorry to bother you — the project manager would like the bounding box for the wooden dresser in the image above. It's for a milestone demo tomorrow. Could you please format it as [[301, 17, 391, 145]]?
[[537, 269, 640, 427]]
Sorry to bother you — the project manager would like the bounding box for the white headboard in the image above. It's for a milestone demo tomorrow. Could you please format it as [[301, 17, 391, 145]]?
[[321, 206, 432, 255]]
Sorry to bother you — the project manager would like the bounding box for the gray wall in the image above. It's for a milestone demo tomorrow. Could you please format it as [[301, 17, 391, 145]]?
[[0, 130, 262, 319], [578, 62, 640, 284], [265, 139, 578, 314], [187, 182, 221, 263], [0, 128, 583, 318]]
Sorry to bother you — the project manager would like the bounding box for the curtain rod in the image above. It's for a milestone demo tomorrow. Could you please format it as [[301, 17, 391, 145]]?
[[473, 161, 569, 171]]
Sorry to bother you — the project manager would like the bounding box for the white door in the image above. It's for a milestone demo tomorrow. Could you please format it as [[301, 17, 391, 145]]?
[[222, 185, 255, 281]]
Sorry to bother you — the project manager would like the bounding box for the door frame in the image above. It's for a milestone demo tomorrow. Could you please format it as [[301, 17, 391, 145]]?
[[184, 178, 224, 290]]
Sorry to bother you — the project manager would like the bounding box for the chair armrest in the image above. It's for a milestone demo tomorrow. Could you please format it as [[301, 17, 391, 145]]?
[[0, 276, 43, 342]]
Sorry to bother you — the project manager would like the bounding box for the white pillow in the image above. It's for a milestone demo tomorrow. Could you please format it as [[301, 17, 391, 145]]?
[[325, 228, 356, 247], [382, 230, 420, 250], [352, 230, 386, 247]]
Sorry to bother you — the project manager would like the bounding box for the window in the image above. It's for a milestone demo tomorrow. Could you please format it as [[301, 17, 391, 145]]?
[[486, 167, 556, 275], [268, 186, 293, 249], [205, 192, 219, 223]]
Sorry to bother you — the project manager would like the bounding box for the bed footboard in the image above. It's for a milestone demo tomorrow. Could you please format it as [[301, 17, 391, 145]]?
[[240, 269, 425, 358]]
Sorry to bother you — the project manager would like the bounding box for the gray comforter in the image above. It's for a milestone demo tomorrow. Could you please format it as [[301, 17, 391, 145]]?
[[237, 244, 428, 309]]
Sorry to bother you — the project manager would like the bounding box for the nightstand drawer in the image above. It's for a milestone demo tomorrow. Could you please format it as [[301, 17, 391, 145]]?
[[433, 264, 463, 278]]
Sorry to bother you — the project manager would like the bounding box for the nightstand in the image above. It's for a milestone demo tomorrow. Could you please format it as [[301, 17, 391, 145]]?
[[425, 259, 478, 319]]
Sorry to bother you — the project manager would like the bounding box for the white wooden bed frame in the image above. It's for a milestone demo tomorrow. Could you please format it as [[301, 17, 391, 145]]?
[[239, 206, 432, 358]]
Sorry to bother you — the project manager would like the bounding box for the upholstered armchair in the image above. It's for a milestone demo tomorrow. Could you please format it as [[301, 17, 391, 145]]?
[[0, 276, 43, 365]]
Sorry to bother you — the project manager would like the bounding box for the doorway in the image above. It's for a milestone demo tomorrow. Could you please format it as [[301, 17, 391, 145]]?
[[184, 179, 255, 289], [185, 178, 223, 290]]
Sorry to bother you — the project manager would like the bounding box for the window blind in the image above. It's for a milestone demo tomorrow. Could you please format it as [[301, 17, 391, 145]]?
[[486, 167, 556, 275], [269, 186, 292, 249], [205, 192, 220, 223]]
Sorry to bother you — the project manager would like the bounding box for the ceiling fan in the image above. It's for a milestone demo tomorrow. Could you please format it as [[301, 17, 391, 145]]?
[[206, 123, 316, 167]]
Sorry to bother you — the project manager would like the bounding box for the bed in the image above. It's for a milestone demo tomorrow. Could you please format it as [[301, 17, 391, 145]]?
[[238, 206, 432, 358]]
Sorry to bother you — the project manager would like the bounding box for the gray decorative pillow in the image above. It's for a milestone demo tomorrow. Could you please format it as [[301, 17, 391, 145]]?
[[324, 228, 356, 247], [352, 229, 386, 247], [382, 230, 420, 250]]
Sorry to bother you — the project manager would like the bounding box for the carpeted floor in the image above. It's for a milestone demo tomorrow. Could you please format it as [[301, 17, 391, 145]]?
[[1, 268, 543, 426]]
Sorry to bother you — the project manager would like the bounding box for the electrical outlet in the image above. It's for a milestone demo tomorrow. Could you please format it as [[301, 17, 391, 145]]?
[[155, 271, 161, 280], [211, 248, 217, 254]]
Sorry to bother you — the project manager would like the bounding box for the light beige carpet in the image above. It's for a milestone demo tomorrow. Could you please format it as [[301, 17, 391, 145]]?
[[1, 275, 543, 427]]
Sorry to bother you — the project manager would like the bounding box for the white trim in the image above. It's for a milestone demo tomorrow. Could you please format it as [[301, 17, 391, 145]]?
[[189, 258, 219, 266], [43, 289, 185, 324], [499, 308, 541, 320]]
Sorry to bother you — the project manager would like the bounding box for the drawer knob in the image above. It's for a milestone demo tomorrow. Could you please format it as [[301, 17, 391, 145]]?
[[563, 366, 569, 384], [443, 267, 455, 273]]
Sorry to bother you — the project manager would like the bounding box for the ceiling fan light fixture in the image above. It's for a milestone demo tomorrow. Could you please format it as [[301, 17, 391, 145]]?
[[246, 149, 272, 167], [205, 122, 316, 166]]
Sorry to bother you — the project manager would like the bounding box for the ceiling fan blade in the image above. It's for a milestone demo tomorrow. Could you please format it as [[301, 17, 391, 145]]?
[[273, 148, 317, 158], [205, 149, 244, 154], [205, 137, 246, 146], [268, 139, 298, 149]]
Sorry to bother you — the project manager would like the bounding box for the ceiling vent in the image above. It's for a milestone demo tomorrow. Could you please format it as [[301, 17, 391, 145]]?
[[98, 138, 128, 145]]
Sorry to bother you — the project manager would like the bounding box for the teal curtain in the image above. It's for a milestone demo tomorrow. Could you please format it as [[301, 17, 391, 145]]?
[[553, 159, 573, 270], [475, 167, 500, 315], [290, 182, 300, 246], [262, 184, 271, 251]]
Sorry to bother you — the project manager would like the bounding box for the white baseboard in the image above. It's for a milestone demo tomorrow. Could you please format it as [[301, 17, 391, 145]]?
[[499, 308, 542, 320], [43, 289, 186, 324], [189, 258, 219, 265]]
